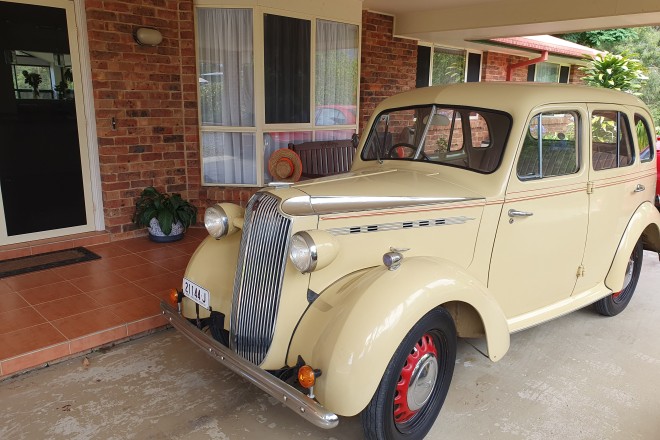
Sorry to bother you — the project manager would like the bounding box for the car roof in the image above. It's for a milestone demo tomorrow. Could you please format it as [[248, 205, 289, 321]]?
[[374, 82, 649, 116]]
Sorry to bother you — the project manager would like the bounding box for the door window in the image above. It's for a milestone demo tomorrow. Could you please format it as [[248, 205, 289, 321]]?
[[634, 114, 654, 163], [517, 111, 579, 180], [591, 111, 634, 170]]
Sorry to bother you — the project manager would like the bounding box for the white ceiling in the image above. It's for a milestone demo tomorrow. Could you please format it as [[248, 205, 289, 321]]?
[[362, 0, 660, 49]]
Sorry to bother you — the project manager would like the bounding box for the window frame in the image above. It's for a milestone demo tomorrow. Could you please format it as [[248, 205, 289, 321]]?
[[590, 110, 635, 171], [194, 5, 361, 187]]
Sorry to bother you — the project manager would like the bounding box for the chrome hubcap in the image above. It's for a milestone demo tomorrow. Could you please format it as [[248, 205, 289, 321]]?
[[406, 353, 438, 411]]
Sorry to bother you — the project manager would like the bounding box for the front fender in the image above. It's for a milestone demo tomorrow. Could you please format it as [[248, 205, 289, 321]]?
[[287, 256, 510, 417], [605, 202, 660, 291]]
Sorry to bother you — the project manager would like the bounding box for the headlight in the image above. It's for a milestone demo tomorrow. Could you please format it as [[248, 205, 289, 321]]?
[[289, 230, 339, 273], [204, 203, 244, 239]]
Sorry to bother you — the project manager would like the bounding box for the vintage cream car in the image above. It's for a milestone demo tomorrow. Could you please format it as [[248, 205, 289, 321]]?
[[162, 83, 660, 440]]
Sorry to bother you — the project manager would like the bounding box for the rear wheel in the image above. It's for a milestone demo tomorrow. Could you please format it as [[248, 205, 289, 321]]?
[[361, 308, 456, 440], [596, 240, 643, 316]]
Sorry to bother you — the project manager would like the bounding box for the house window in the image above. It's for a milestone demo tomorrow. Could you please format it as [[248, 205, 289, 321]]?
[[432, 47, 465, 85], [416, 46, 481, 87], [529, 62, 570, 83], [264, 14, 310, 124], [197, 7, 359, 186], [198, 8, 256, 185]]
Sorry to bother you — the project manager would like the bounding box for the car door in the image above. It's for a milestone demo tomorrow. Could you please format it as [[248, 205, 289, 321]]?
[[573, 106, 657, 293], [489, 106, 589, 322]]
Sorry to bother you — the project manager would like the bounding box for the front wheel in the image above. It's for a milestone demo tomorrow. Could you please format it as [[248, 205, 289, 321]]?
[[596, 239, 643, 316], [361, 307, 457, 440]]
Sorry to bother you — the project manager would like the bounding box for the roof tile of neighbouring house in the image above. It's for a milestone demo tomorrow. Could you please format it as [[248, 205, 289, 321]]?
[[489, 35, 603, 59]]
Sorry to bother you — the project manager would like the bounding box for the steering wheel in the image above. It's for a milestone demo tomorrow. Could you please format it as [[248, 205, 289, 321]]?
[[387, 143, 430, 160]]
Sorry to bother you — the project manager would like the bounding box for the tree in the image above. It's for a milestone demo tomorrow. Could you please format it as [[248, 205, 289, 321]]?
[[561, 29, 636, 49], [579, 51, 648, 95]]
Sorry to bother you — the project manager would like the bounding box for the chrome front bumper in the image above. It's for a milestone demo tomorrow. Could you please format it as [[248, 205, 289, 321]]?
[[160, 301, 339, 429]]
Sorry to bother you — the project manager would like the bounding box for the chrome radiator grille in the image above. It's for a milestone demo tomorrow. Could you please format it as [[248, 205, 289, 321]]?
[[230, 193, 292, 365]]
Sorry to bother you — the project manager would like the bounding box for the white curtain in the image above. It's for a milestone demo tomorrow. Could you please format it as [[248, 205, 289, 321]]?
[[198, 9, 255, 184], [315, 20, 358, 127]]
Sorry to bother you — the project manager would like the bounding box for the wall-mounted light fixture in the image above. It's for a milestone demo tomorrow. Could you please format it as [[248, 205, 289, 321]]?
[[133, 27, 163, 46]]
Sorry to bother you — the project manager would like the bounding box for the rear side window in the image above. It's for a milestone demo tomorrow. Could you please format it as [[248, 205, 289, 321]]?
[[591, 111, 634, 170], [634, 114, 654, 163], [517, 111, 579, 180]]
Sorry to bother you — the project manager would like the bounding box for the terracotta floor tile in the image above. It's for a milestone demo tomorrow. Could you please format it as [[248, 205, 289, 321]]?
[[1, 342, 71, 376], [157, 254, 191, 272], [69, 326, 127, 354], [114, 263, 168, 282], [98, 253, 149, 271], [135, 246, 186, 263], [0, 279, 15, 294], [1, 292, 31, 312], [86, 243, 132, 258], [0, 323, 68, 360], [3, 270, 65, 292], [172, 241, 203, 255], [74, 271, 129, 293], [127, 315, 167, 337], [106, 296, 162, 323], [33, 293, 102, 322], [51, 308, 125, 339], [116, 238, 163, 253], [0, 307, 46, 335], [51, 260, 106, 280], [139, 272, 183, 295], [87, 282, 150, 307], [18, 280, 82, 305]]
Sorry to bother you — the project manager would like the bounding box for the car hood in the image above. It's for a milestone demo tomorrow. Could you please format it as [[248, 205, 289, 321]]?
[[277, 168, 485, 216]]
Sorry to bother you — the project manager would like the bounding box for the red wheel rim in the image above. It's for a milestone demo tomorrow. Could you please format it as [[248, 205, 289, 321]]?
[[393, 333, 438, 424]]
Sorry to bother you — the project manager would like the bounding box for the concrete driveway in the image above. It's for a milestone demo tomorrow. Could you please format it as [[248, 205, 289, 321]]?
[[2, 253, 659, 440]]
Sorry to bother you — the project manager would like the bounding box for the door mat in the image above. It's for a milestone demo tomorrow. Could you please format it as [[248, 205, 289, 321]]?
[[0, 247, 101, 279]]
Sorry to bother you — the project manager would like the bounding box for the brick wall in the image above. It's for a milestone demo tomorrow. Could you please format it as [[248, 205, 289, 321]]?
[[481, 51, 530, 82], [85, 0, 200, 239], [569, 65, 586, 84], [359, 11, 418, 134]]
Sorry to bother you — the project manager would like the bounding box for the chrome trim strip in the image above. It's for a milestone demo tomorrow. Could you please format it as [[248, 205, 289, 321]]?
[[326, 216, 475, 236], [282, 195, 483, 216], [161, 302, 339, 429]]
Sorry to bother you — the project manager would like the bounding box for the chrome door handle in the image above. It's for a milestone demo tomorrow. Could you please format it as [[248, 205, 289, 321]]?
[[634, 184, 645, 193], [508, 209, 534, 217]]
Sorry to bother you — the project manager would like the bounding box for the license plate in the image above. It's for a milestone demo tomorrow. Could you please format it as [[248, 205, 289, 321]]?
[[182, 278, 210, 309]]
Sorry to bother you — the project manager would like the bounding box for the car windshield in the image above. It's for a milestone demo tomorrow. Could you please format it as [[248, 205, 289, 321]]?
[[361, 105, 512, 173]]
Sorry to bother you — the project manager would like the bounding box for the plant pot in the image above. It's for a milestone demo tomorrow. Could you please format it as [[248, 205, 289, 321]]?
[[148, 218, 184, 243]]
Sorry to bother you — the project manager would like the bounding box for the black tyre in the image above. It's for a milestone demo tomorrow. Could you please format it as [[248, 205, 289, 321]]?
[[361, 307, 457, 440], [596, 240, 643, 317]]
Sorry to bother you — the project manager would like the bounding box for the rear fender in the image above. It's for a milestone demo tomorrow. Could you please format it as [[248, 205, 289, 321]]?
[[287, 256, 510, 416], [605, 202, 660, 291]]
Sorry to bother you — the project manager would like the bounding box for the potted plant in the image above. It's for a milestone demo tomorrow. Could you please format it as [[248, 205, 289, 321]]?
[[22, 70, 42, 98], [132, 186, 198, 242]]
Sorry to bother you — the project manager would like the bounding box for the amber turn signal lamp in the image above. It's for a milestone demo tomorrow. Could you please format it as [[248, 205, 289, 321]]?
[[298, 365, 317, 389], [168, 288, 180, 307]]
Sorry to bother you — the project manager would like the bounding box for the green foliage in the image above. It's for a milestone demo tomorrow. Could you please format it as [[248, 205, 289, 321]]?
[[561, 29, 635, 49], [579, 52, 648, 95], [132, 187, 197, 236], [432, 51, 465, 85]]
